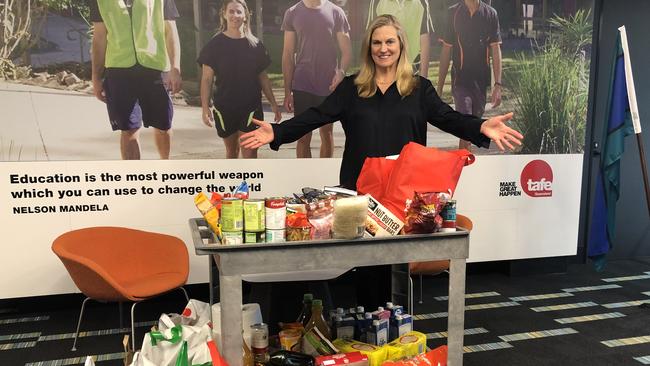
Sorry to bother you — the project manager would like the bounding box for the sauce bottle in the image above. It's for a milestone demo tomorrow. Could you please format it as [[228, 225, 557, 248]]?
[[304, 299, 331, 340], [297, 293, 314, 326]]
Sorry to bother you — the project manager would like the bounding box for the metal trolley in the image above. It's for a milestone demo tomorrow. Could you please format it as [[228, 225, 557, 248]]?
[[189, 218, 470, 366]]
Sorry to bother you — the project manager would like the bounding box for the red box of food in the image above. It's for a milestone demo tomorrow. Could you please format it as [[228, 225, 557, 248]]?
[[315, 352, 369, 366]]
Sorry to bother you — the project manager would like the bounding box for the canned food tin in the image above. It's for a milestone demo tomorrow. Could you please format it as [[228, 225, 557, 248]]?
[[244, 231, 266, 243], [440, 200, 457, 232], [250, 323, 269, 348], [244, 199, 265, 232], [265, 197, 287, 230], [222, 231, 243, 245], [251, 323, 269, 365], [221, 198, 243, 232], [265, 229, 286, 243]]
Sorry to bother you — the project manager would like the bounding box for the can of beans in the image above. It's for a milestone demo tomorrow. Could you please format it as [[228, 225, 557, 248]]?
[[265, 229, 286, 243], [440, 200, 457, 232], [221, 198, 243, 232], [244, 199, 265, 232], [265, 197, 287, 230], [244, 231, 265, 243]]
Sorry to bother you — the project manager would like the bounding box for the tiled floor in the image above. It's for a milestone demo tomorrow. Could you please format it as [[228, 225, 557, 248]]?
[[2, 258, 650, 365]]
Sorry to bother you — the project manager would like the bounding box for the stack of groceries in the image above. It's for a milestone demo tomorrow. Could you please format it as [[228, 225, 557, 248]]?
[[247, 295, 449, 366], [194, 182, 459, 245]]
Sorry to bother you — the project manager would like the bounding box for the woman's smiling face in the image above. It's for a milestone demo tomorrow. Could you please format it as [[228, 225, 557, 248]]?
[[224, 2, 246, 29], [370, 25, 401, 70]]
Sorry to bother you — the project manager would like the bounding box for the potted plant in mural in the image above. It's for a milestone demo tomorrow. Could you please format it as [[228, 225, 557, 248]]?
[[509, 9, 592, 154]]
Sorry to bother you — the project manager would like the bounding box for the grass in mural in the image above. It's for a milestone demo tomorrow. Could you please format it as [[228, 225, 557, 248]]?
[[508, 10, 592, 154]]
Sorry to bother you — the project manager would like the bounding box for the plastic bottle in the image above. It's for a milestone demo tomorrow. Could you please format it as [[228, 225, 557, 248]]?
[[304, 299, 332, 340], [297, 293, 314, 326]]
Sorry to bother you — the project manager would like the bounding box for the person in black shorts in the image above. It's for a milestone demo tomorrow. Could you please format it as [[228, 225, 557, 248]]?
[[198, 0, 281, 159], [90, 0, 182, 160], [437, 0, 503, 151]]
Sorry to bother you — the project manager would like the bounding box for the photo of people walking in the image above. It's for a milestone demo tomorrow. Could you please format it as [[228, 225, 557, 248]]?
[[1, 0, 595, 162]]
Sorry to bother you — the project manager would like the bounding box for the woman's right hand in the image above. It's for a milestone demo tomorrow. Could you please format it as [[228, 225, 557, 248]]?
[[202, 108, 213, 127], [240, 119, 274, 149]]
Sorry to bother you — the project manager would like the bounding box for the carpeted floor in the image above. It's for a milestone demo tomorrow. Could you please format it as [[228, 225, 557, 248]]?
[[2, 257, 650, 365]]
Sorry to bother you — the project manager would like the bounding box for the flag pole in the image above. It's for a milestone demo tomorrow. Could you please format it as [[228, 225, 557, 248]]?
[[619, 26, 650, 217], [636, 135, 650, 217]]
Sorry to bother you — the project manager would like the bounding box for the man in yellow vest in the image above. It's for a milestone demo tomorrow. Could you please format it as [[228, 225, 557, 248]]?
[[90, 0, 182, 160]]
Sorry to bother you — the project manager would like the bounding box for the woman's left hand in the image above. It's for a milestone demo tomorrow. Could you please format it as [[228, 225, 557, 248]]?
[[480, 112, 523, 151]]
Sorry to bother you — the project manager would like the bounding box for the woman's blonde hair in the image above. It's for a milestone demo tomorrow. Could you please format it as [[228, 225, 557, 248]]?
[[219, 0, 259, 47], [355, 14, 417, 98]]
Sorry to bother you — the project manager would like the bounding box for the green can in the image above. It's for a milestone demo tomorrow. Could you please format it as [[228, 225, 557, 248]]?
[[221, 198, 244, 232], [244, 199, 266, 232]]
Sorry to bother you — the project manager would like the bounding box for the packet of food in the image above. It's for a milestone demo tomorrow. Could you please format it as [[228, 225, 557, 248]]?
[[286, 212, 312, 241], [403, 192, 450, 234], [194, 192, 222, 243], [210, 192, 223, 211], [385, 331, 427, 360], [381, 346, 447, 366], [227, 181, 249, 199], [307, 198, 335, 240], [316, 352, 369, 366], [332, 339, 387, 366]]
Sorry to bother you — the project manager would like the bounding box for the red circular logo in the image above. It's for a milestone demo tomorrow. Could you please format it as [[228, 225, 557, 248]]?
[[520, 160, 553, 197]]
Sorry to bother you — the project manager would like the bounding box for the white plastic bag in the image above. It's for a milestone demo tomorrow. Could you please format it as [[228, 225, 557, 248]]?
[[130, 299, 223, 366], [158, 299, 212, 331], [130, 324, 219, 366]]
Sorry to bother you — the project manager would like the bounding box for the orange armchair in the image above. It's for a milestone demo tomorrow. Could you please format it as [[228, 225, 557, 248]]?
[[407, 214, 473, 313], [52, 226, 190, 351]]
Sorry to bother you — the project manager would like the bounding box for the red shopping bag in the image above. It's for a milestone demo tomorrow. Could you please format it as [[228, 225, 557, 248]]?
[[381, 142, 474, 220], [356, 157, 397, 200]]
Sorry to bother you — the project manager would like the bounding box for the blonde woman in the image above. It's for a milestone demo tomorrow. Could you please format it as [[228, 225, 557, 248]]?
[[241, 15, 522, 188], [198, 0, 281, 159]]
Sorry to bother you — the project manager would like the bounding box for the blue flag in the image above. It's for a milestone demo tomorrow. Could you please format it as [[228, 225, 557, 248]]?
[[587, 33, 636, 271]]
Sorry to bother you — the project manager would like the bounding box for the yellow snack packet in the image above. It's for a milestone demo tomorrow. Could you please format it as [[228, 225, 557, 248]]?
[[194, 193, 222, 242], [333, 339, 387, 366], [385, 331, 427, 360]]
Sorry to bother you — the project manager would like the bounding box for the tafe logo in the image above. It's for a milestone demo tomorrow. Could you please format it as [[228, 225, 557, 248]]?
[[520, 160, 553, 197]]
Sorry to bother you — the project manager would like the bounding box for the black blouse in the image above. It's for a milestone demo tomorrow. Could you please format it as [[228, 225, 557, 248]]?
[[270, 75, 490, 188]]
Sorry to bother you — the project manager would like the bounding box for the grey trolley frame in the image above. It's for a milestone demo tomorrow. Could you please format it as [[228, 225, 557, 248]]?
[[189, 218, 469, 366]]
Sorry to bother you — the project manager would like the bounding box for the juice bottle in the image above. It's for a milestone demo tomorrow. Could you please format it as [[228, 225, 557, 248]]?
[[304, 299, 332, 340], [297, 293, 314, 326]]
